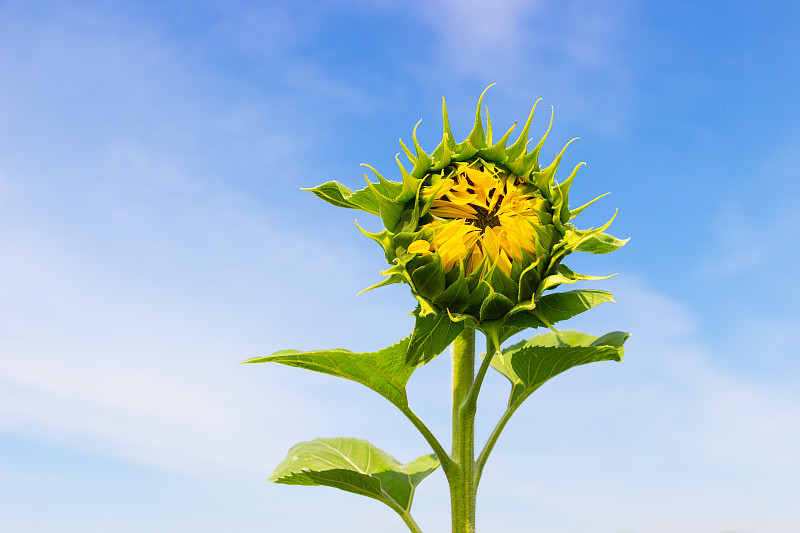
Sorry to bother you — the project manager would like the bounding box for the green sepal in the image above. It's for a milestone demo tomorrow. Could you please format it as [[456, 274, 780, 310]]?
[[269, 438, 439, 516], [452, 139, 479, 161], [439, 97, 458, 151], [242, 337, 414, 409], [465, 268, 490, 315], [430, 139, 452, 171], [445, 308, 481, 331], [553, 162, 584, 229], [362, 165, 406, 231], [479, 119, 516, 162], [536, 264, 613, 298], [486, 264, 518, 301], [576, 231, 630, 254], [505, 99, 541, 164], [530, 222, 558, 259], [406, 306, 465, 367], [304, 181, 382, 215], [521, 108, 553, 182], [540, 139, 579, 225], [534, 289, 615, 323], [466, 85, 493, 151], [569, 192, 610, 219], [480, 286, 515, 322], [410, 254, 446, 299], [359, 273, 405, 294], [396, 176, 428, 233], [411, 291, 438, 317], [395, 155, 424, 205], [485, 104, 493, 144], [355, 222, 395, 263], [410, 120, 433, 179], [432, 265, 471, 313], [393, 230, 425, 255], [500, 289, 616, 344], [399, 138, 417, 165], [516, 256, 542, 303], [557, 209, 620, 256]]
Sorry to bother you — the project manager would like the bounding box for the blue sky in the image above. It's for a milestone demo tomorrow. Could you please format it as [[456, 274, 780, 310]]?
[[2, 1, 799, 532]]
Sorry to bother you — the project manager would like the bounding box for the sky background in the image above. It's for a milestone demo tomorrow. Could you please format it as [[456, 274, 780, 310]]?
[[2, 1, 799, 532]]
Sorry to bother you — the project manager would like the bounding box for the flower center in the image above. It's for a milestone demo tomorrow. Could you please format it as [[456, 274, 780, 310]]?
[[408, 162, 543, 276], [470, 203, 502, 231]]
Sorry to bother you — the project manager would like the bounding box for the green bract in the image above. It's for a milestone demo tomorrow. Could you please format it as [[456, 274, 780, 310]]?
[[307, 86, 627, 341]]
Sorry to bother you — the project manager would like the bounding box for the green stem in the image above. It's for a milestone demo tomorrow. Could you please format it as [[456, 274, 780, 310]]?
[[473, 335, 510, 487], [397, 403, 456, 477], [464, 334, 498, 414], [450, 327, 476, 533], [474, 397, 523, 487], [393, 505, 424, 533]]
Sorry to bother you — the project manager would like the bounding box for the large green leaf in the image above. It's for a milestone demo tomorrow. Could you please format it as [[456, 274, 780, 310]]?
[[270, 438, 439, 515], [486, 329, 628, 405], [406, 306, 465, 367], [242, 338, 413, 408]]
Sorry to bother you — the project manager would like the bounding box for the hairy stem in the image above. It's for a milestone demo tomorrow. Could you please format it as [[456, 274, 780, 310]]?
[[475, 397, 522, 487], [394, 505, 424, 533], [397, 403, 456, 477], [450, 328, 476, 533], [464, 334, 498, 413]]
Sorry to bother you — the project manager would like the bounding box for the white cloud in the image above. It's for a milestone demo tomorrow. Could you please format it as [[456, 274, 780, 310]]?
[[416, 0, 542, 70]]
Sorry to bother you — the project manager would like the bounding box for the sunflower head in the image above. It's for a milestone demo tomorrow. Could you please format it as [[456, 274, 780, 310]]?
[[308, 87, 627, 330]]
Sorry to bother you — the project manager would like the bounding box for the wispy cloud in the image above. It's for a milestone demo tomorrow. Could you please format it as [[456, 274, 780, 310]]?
[[410, 0, 634, 135], [0, 1, 411, 475], [2, 3, 798, 531], [0, 206, 378, 473]]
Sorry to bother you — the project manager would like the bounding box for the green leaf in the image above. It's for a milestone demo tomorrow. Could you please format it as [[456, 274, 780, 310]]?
[[242, 338, 414, 408], [406, 307, 465, 367], [270, 438, 439, 515], [485, 329, 628, 405]]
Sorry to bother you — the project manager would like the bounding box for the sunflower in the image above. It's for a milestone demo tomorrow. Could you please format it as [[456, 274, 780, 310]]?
[[408, 161, 545, 277], [307, 87, 626, 326]]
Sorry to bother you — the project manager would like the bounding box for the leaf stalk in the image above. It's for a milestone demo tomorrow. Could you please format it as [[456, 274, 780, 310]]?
[[397, 404, 456, 476]]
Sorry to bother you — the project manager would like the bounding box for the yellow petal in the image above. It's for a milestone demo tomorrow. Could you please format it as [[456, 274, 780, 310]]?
[[408, 240, 433, 255]]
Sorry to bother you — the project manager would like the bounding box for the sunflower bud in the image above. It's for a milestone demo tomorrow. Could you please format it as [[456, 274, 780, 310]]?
[[307, 86, 627, 329]]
